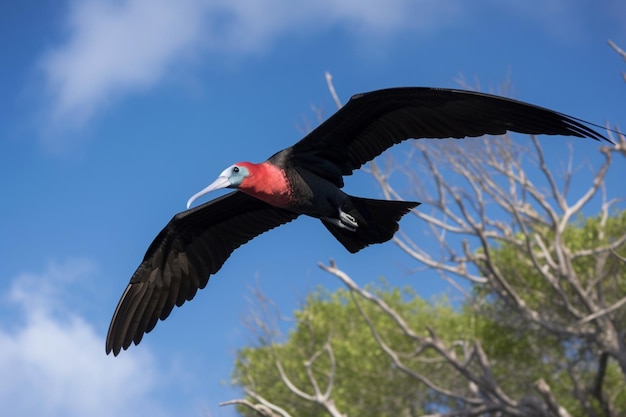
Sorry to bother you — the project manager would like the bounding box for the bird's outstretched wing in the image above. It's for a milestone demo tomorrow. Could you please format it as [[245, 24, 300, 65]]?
[[106, 191, 299, 355], [289, 88, 609, 186]]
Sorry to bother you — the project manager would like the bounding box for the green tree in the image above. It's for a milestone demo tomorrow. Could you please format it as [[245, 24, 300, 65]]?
[[226, 61, 626, 416], [234, 286, 485, 417], [229, 213, 625, 417], [474, 211, 626, 416]]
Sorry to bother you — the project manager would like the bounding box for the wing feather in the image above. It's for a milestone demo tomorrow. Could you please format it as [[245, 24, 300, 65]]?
[[106, 191, 299, 355], [291, 88, 609, 186]]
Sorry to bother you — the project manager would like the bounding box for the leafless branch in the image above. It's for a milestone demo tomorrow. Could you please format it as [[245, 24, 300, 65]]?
[[325, 71, 343, 110], [534, 379, 573, 417], [608, 40, 626, 82], [220, 397, 292, 417], [319, 260, 529, 416]]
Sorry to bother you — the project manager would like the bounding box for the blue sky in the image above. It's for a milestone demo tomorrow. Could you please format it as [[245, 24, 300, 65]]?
[[1, 1, 625, 416]]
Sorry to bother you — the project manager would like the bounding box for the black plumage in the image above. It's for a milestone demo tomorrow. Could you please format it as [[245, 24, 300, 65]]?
[[106, 87, 609, 355]]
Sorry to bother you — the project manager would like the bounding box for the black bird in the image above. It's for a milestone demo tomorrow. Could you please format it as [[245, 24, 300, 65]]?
[[106, 87, 609, 355]]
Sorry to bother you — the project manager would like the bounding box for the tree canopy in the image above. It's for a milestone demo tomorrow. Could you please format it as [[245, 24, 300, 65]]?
[[232, 211, 625, 417]]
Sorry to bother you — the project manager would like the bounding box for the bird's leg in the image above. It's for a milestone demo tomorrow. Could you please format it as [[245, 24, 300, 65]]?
[[322, 207, 358, 232]]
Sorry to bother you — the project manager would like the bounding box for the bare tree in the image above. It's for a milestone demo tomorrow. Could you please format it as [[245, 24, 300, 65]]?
[[226, 51, 625, 417]]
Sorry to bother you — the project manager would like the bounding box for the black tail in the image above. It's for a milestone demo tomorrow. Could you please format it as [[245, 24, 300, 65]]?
[[322, 196, 419, 253]]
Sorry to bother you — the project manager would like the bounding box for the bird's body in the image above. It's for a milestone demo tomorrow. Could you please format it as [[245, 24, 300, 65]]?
[[106, 87, 610, 356]]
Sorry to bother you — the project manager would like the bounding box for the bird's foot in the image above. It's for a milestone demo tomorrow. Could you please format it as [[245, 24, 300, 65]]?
[[339, 209, 358, 229], [323, 217, 356, 232], [323, 208, 358, 232]]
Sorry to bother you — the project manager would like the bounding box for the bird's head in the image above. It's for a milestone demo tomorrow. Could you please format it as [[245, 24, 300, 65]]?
[[186, 162, 252, 209]]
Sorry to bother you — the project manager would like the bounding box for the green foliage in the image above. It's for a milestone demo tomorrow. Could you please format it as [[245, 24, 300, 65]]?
[[477, 210, 626, 315], [474, 210, 626, 416], [233, 211, 626, 416], [234, 284, 479, 417]]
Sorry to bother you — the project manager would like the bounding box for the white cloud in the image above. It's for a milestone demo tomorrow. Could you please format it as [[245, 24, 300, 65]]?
[[42, 0, 209, 127], [0, 260, 169, 417], [39, 0, 601, 131], [40, 0, 465, 129]]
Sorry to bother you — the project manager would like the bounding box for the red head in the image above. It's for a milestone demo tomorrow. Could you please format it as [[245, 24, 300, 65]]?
[[186, 162, 292, 209]]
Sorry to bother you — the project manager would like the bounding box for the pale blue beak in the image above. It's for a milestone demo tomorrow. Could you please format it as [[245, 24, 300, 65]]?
[[186, 175, 231, 209]]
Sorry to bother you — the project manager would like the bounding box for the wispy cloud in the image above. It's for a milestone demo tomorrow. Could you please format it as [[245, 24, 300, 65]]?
[[39, 0, 604, 131], [40, 0, 465, 129], [0, 259, 169, 417], [42, 0, 209, 127]]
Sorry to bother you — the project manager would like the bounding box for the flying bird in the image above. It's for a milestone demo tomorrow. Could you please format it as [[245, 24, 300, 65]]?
[[106, 87, 610, 355]]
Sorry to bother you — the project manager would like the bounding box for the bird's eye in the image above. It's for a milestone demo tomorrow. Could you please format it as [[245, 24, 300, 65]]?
[[233, 166, 239, 173]]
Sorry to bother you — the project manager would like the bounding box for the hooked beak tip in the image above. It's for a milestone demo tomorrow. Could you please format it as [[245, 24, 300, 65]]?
[[185, 176, 231, 209]]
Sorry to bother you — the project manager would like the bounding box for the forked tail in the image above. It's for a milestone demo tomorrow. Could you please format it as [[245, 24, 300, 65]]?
[[322, 196, 419, 253]]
